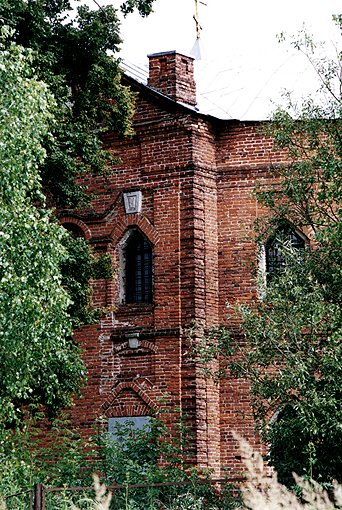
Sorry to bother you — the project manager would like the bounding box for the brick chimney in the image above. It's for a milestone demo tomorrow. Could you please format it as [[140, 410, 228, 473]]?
[[147, 51, 197, 106]]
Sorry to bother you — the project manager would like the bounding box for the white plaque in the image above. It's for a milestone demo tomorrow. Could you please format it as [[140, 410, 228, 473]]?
[[123, 191, 142, 214]]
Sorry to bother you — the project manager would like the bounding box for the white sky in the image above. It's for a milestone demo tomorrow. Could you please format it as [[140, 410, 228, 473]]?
[[73, 0, 341, 119]]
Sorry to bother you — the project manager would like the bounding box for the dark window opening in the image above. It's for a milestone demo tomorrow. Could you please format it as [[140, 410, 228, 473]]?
[[63, 223, 85, 240], [124, 230, 152, 304], [265, 227, 305, 282]]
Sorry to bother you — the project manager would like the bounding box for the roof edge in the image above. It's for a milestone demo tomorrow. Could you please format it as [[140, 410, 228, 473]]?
[[123, 73, 269, 125], [147, 50, 195, 60]]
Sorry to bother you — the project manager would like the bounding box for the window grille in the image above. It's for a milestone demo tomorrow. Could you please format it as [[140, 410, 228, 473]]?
[[265, 227, 305, 282], [124, 230, 152, 304]]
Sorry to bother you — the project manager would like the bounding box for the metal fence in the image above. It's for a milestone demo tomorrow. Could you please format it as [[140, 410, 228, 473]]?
[[4, 478, 241, 510]]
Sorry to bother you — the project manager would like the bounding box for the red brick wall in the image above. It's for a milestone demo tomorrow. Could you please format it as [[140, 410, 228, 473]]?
[[148, 51, 196, 106], [60, 62, 291, 478]]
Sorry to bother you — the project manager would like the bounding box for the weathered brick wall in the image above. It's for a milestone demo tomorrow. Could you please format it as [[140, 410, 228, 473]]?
[[215, 121, 290, 469], [61, 55, 292, 478], [148, 51, 197, 106]]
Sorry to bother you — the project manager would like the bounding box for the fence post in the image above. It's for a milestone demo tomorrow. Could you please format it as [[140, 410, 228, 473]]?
[[33, 483, 45, 510]]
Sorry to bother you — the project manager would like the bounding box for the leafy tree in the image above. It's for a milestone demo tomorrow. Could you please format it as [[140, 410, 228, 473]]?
[[121, 0, 156, 16], [0, 0, 157, 328], [233, 254, 341, 486], [0, 412, 238, 509], [195, 21, 342, 487], [245, 22, 342, 486], [0, 0, 155, 207], [0, 1, 158, 496], [0, 32, 85, 427], [93, 416, 236, 510]]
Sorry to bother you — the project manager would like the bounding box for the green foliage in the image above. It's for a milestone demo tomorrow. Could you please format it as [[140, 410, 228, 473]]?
[[0, 33, 85, 427], [0, 414, 239, 510], [0, 0, 155, 330], [0, 0, 139, 207], [61, 234, 96, 327], [246, 23, 342, 486], [237, 434, 342, 510], [120, 0, 155, 17], [92, 253, 114, 280], [0, 0, 157, 208], [241, 25, 342, 486], [234, 255, 342, 484], [60, 234, 109, 327], [195, 20, 342, 488], [60, 234, 114, 326], [0, 416, 100, 510], [93, 416, 229, 509]]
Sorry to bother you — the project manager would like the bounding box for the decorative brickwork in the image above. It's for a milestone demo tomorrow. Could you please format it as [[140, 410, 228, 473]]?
[[59, 216, 92, 240], [64, 51, 290, 477]]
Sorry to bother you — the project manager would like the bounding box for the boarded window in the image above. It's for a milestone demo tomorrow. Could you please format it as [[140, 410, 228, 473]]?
[[108, 416, 151, 442]]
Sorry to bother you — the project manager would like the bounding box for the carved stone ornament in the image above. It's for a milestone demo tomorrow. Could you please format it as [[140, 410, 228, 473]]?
[[123, 191, 142, 214]]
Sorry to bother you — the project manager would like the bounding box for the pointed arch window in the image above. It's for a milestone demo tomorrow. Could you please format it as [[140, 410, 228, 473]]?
[[124, 230, 153, 304], [265, 226, 305, 283]]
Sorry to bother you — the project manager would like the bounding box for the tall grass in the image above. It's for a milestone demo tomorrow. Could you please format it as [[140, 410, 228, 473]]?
[[236, 433, 342, 510]]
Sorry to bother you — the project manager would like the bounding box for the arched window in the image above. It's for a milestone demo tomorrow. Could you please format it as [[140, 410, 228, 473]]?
[[124, 230, 153, 304], [265, 226, 305, 283], [63, 222, 85, 239]]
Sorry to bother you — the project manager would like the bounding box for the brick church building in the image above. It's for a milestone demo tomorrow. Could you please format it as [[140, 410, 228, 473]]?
[[59, 51, 292, 476]]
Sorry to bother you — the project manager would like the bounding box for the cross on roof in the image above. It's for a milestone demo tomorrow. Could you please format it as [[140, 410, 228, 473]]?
[[193, 0, 207, 39]]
